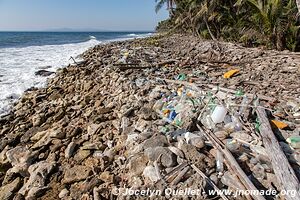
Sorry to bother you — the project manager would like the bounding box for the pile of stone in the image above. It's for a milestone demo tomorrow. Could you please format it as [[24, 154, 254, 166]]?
[[0, 34, 299, 200]]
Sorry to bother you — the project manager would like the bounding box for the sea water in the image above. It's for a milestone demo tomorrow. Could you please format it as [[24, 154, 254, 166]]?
[[0, 32, 152, 116]]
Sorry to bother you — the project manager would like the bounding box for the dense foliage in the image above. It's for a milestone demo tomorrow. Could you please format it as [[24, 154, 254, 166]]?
[[155, 0, 300, 51]]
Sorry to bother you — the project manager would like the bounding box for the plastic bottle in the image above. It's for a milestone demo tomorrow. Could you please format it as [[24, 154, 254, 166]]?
[[211, 105, 227, 124], [224, 139, 240, 153], [168, 110, 177, 121], [231, 115, 243, 131], [287, 136, 300, 149], [216, 150, 224, 173], [239, 96, 249, 115]]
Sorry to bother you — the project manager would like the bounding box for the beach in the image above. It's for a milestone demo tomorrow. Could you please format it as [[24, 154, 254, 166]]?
[[0, 34, 299, 199]]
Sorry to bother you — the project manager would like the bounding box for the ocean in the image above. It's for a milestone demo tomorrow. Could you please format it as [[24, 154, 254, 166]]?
[[0, 31, 152, 116]]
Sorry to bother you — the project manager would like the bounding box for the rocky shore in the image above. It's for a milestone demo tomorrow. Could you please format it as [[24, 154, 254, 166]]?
[[0, 34, 299, 200]]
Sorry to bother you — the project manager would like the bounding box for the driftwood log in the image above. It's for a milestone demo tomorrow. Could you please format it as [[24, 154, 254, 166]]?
[[257, 107, 300, 200]]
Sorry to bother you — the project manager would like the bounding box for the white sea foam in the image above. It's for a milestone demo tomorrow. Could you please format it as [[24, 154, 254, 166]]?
[[127, 33, 138, 37], [0, 38, 101, 116], [0, 33, 154, 116], [126, 33, 153, 38]]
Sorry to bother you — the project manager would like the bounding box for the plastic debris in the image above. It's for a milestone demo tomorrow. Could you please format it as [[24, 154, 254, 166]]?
[[211, 105, 227, 124], [177, 73, 187, 81], [223, 69, 240, 79], [287, 136, 300, 149], [271, 120, 288, 129]]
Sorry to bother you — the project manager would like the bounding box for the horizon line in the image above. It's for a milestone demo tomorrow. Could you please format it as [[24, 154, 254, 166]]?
[[0, 30, 155, 33]]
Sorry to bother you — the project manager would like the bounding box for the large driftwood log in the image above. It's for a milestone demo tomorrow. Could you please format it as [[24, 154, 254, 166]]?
[[257, 107, 300, 200]]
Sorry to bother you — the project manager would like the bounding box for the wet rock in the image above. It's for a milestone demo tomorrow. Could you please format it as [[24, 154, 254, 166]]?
[[63, 165, 92, 184], [35, 70, 55, 77]]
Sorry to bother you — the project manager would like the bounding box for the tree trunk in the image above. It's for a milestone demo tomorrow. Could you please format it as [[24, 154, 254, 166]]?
[[296, 0, 300, 14], [205, 19, 216, 41], [257, 107, 300, 200]]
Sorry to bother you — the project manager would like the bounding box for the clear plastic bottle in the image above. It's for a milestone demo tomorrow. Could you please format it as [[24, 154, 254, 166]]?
[[287, 136, 300, 149], [224, 139, 241, 153], [239, 96, 249, 116], [216, 150, 224, 173]]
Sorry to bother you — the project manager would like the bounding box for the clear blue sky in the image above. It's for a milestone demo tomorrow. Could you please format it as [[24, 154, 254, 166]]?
[[0, 0, 169, 31]]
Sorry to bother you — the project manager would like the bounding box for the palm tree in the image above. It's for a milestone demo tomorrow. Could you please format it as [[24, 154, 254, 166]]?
[[235, 0, 298, 50], [154, 0, 300, 51], [155, 0, 176, 15]]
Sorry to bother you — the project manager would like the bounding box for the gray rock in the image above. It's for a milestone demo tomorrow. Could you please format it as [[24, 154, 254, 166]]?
[[6, 146, 34, 176], [143, 135, 168, 150], [134, 119, 149, 132], [65, 142, 77, 159], [31, 131, 52, 149], [230, 131, 253, 143], [143, 165, 160, 183], [19, 161, 55, 199], [0, 145, 10, 166], [35, 70, 55, 77], [128, 154, 149, 176], [145, 146, 177, 167], [63, 165, 92, 184]]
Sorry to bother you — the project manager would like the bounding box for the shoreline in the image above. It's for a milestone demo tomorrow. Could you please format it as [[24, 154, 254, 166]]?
[[0, 34, 299, 199], [0, 33, 154, 117]]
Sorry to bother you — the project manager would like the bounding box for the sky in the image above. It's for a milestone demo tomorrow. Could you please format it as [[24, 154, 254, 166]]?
[[0, 0, 169, 31]]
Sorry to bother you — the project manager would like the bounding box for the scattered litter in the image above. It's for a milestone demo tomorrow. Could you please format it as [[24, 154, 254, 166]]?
[[223, 69, 240, 78]]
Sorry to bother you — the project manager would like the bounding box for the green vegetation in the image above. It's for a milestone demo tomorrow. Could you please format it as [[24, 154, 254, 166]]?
[[155, 0, 300, 51]]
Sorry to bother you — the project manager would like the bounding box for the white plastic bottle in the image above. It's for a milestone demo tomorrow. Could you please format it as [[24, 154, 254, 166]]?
[[211, 105, 227, 124]]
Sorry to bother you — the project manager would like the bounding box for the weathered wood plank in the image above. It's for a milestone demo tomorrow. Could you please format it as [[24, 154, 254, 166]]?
[[257, 107, 300, 200]]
